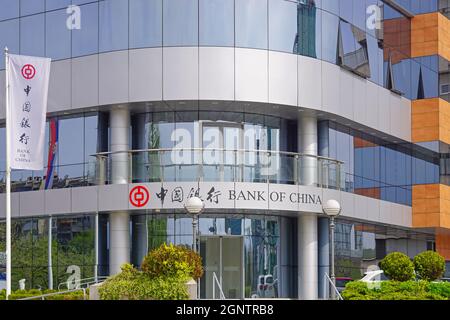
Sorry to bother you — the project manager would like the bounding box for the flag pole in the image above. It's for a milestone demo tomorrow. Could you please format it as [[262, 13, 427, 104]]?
[[4, 47, 11, 300]]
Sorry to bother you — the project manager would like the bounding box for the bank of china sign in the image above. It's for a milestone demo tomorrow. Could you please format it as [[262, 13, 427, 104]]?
[[128, 182, 323, 213]]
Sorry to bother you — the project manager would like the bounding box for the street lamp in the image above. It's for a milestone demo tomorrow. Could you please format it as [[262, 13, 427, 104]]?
[[322, 199, 341, 300], [184, 196, 204, 253]]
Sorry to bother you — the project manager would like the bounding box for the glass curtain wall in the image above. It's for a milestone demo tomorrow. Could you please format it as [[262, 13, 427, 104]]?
[[0, 215, 95, 291], [0, 0, 443, 100]]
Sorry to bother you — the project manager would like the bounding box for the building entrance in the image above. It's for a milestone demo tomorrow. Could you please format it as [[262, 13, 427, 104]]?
[[199, 236, 244, 299]]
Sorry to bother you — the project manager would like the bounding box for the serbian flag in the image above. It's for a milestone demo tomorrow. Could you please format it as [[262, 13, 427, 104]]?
[[44, 119, 58, 190]]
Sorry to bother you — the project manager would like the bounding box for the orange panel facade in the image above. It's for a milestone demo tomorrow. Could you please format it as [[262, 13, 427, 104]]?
[[411, 12, 450, 61], [411, 98, 450, 145], [412, 184, 450, 229]]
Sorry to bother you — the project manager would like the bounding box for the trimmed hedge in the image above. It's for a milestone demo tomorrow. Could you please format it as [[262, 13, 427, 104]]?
[[342, 280, 450, 300], [0, 288, 87, 300]]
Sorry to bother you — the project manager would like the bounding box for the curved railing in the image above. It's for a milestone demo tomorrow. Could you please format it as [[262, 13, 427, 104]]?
[[91, 148, 345, 190]]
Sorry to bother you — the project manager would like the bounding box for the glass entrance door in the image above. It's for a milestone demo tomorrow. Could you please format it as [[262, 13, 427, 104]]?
[[199, 236, 244, 299], [201, 122, 243, 181]]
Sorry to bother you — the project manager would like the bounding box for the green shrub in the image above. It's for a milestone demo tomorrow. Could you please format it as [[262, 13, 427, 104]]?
[[413, 251, 446, 281], [0, 288, 87, 300], [98, 264, 189, 300], [427, 281, 450, 298], [342, 280, 449, 300], [379, 252, 415, 282], [141, 243, 203, 280]]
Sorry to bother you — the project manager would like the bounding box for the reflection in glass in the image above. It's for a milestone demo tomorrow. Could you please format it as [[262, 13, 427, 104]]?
[[72, 2, 99, 57], [338, 20, 370, 78], [99, 0, 129, 52], [163, 0, 198, 46], [199, 0, 234, 47], [46, 9, 71, 60], [129, 0, 162, 48], [236, 0, 268, 50]]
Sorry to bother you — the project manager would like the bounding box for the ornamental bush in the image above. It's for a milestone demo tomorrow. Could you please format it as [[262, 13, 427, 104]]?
[[342, 280, 449, 300], [0, 288, 87, 300], [98, 263, 189, 300], [141, 243, 203, 280], [379, 252, 415, 282], [413, 251, 446, 281]]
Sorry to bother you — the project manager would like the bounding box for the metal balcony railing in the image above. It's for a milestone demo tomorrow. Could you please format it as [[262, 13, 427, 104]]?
[[91, 148, 345, 190]]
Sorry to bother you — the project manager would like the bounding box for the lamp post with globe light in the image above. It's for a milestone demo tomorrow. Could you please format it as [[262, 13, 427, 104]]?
[[184, 196, 205, 253], [322, 199, 342, 300]]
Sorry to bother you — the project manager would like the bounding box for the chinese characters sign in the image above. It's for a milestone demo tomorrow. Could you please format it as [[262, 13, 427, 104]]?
[[7, 54, 51, 170], [127, 182, 323, 213]]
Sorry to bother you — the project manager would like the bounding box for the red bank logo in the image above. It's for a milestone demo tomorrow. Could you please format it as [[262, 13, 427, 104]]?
[[21, 64, 36, 80], [129, 186, 150, 208]]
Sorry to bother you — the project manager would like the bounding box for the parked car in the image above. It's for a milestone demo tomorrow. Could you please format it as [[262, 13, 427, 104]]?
[[256, 275, 276, 298], [335, 277, 352, 293]]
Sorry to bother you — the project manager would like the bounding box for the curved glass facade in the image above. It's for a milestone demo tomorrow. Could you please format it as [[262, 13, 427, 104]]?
[[0, 111, 444, 206], [0, 0, 448, 101]]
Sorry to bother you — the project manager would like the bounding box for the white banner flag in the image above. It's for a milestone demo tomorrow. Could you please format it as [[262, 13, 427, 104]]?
[[7, 54, 51, 170]]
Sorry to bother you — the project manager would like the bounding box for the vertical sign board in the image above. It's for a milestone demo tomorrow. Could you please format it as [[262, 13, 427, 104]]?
[[7, 54, 51, 170], [5, 52, 51, 297]]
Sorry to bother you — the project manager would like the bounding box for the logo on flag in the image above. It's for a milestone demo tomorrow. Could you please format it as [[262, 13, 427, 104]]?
[[7, 54, 51, 170], [21, 64, 36, 80]]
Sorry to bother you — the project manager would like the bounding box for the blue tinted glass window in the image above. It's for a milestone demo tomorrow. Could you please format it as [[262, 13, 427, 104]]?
[[85, 115, 98, 166], [299, 2, 321, 58], [163, 0, 198, 46], [321, 10, 339, 63], [129, 0, 162, 48], [99, 0, 129, 52], [0, 19, 19, 69], [410, 59, 421, 99], [46, 0, 71, 10], [320, 0, 339, 15], [236, 0, 268, 49], [20, 14, 45, 57], [0, 0, 19, 21], [268, 0, 298, 53], [199, 0, 234, 47], [384, 4, 404, 19], [72, 2, 99, 57], [340, 0, 353, 23], [367, 34, 382, 85], [392, 56, 412, 98], [72, 0, 99, 5], [353, 0, 366, 31], [59, 117, 84, 166], [422, 66, 439, 98], [20, 0, 45, 16], [411, 0, 438, 14], [46, 9, 71, 60], [365, 0, 382, 36]]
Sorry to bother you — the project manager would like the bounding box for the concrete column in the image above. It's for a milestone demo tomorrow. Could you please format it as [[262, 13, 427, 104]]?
[[318, 217, 330, 299], [317, 121, 330, 299], [109, 108, 131, 275], [298, 215, 318, 300], [297, 115, 318, 300], [298, 116, 318, 186]]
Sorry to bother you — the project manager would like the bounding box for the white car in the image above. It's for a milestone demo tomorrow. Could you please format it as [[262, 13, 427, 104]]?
[[360, 270, 388, 283], [256, 275, 276, 298]]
